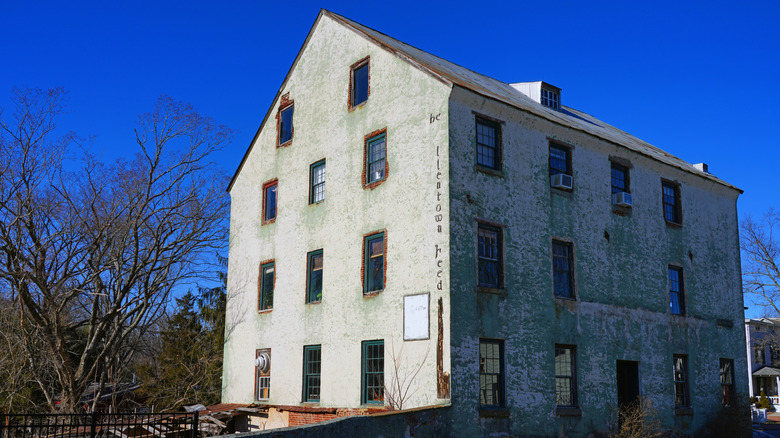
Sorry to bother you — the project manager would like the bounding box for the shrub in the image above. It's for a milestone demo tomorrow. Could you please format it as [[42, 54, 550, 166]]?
[[609, 397, 663, 438], [758, 391, 773, 410]]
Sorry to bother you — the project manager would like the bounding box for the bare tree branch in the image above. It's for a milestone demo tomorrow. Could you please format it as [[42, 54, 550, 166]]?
[[0, 88, 232, 412], [383, 340, 429, 411], [742, 209, 780, 317]]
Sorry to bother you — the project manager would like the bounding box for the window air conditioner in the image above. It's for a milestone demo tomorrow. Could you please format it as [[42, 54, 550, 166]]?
[[550, 173, 573, 190], [613, 192, 633, 207]]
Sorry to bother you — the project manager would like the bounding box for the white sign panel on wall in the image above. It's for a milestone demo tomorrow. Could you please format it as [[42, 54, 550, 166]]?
[[404, 293, 430, 341]]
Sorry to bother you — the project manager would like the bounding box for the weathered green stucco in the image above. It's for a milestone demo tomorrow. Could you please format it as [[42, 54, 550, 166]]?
[[446, 86, 746, 436], [223, 10, 747, 437]]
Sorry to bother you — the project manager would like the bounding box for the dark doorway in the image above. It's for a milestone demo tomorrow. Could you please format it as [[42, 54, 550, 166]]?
[[616, 360, 640, 408]]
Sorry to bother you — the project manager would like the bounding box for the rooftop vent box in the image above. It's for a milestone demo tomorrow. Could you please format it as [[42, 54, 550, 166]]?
[[511, 81, 561, 110]]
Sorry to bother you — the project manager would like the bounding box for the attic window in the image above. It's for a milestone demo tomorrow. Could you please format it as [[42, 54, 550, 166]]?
[[349, 56, 370, 110], [541, 88, 560, 109]]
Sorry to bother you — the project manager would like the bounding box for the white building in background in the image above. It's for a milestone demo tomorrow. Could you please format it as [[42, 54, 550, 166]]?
[[746, 318, 780, 408]]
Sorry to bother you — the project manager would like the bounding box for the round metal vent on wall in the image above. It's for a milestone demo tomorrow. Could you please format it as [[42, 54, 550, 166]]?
[[255, 353, 270, 373]]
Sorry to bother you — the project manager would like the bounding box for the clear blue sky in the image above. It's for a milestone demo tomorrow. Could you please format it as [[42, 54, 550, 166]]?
[[2, 1, 778, 315]]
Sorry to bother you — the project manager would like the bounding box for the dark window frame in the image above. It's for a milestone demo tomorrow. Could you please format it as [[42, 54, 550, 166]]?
[[349, 56, 370, 110], [363, 230, 386, 294], [756, 346, 765, 365], [258, 260, 275, 311], [541, 87, 561, 110], [668, 265, 685, 315], [552, 240, 575, 299], [302, 345, 322, 403], [306, 249, 323, 304], [720, 358, 735, 407], [276, 93, 294, 148], [361, 339, 384, 404], [262, 178, 278, 225], [475, 116, 502, 172], [477, 222, 503, 290], [662, 180, 682, 225], [554, 345, 577, 408], [363, 128, 388, 189], [479, 338, 505, 408], [277, 105, 294, 147], [673, 354, 690, 408], [309, 159, 326, 204], [549, 142, 572, 176], [611, 163, 630, 194]]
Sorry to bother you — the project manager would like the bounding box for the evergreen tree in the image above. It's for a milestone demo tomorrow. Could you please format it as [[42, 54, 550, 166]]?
[[138, 272, 226, 411]]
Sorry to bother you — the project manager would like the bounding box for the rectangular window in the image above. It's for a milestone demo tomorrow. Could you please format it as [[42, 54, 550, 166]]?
[[662, 181, 682, 224], [668, 266, 685, 315], [259, 261, 275, 311], [361, 340, 384, 404], [256, 349, 271, 400], [720, 358, 734, 407], [309, 160, 326, 204], [552, 241, 574, 298], [541, 88, 560, 109], [549, 144, 571, 176], [476, 117, 501, 170], [364, 131, 387, 186], [673, 355, 690, 407], [350, 57, 369, 109], [307, 250, 323, 303], [755, 347, 765, 365], [364, 232, 385, 293], [278, 105, 294, 146], [611, 163, 629, 194], [262, 179, 278, 224], [555, 345, 577, 407], [477, 224, 502, 289], [479, 339, 504, 407], [302, 345, 322, 402]]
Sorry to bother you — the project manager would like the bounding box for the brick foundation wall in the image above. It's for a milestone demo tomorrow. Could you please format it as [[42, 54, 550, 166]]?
[[283, 406, 390, 427]]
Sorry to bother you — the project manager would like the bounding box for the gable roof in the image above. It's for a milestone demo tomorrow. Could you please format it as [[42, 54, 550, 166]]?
[[228, 9, 741, 193]]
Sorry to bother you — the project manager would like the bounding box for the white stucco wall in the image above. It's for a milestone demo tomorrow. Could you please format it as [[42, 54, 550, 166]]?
[[222, 15, 453, 410]]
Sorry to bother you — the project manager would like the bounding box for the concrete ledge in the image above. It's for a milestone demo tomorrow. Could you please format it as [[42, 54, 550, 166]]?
[[717, 318, 734, 328], [475, 165, 504, 178], [674, 407, 694, 416], [478, 408, 510, 418], [556, 407, 583, 417]]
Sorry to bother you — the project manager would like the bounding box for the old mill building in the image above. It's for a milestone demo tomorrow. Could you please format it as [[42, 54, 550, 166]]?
[[221, 9, 747, 437]]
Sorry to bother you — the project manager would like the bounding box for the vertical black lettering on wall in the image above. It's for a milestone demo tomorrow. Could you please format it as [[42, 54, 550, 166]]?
[[431, 114, 449, 398]]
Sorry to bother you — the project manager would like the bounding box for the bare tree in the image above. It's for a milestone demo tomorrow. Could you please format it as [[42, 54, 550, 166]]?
[[0, 297, 58, 413], [742, 209, 780, 316], [383, 340, 429, 411], [609, 397, 663, 438], [0, 88, 231, 412]]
